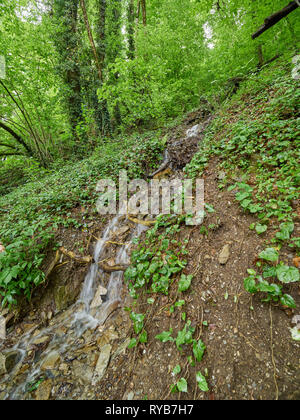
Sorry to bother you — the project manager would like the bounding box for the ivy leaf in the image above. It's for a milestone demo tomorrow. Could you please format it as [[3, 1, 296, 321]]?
[[128, 338, 138, 349], [276, 265, 299, 284], [244, 276, 257, 293], [178, 274, 193, 292], [130, 312, 145, 334], [172, 365, 181, 375], [280, 294, 296, 308], [176, 378, 188, 393], [255, 224, 267, 234], [176, 321, 195, 350], [155, 329, 174, 343], [258, 248, 279, 262], [196, 371, 209, 392], [193, 339, 206, 362], [139, 330, 148, 343]]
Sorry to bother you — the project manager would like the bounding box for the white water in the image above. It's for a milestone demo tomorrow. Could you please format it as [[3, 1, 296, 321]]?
[[0, 216, 148, 400]]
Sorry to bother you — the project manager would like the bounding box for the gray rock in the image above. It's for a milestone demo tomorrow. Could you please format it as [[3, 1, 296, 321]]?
[[94, 344, 112, 382]]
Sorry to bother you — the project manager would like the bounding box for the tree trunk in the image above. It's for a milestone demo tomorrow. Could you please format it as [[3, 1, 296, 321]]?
[[127, 0, 135, 60], [80, 0, 103, 82], [141, 0, 147, 26], [252, 1, 299, 40], [95, 0, 111, 135], [54, 0, 83, 139]]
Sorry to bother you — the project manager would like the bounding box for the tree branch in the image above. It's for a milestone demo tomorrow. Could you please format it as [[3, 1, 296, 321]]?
[[252, 1, 299, 40], [0, 120, 32, 156]]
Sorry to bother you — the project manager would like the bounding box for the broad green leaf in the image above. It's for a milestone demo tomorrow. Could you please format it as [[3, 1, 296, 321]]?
[[155, 330, 174, 343], [172, 365, 181, 375], [258, 248, 279, 262], [177, 378, 188, 393], [276, 265, 299, 284], [196, 371, 209, 392], [280, 294, 296, 308], [178, 274, 193, 293]]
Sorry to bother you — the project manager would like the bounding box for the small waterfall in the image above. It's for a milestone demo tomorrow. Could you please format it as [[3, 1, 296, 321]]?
[[0, 215, 148, 400]]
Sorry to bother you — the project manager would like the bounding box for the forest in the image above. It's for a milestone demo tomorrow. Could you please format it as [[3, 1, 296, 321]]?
[[0, 0, 299, 402]]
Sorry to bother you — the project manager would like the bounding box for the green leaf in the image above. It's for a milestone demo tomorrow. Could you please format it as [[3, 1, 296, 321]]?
[[193, 339, 206, 362], [128, 338, 138, 349], [172, 365, 181, 375], [155, 330, 174, 343], [280, 294, 296, 308], [258, 248, 279, 262], [255, 224, 267, 234], [176, 378, 188, 393], [176, 321, 195, 350], [139, 330, 148, 343], [147, 298, 155, 305], [130, 312, 145, 334], [276, 265, 299, 284], [196, 371, 209, 392], [178, 274, 193, 293], [244, 276, 257, 293]]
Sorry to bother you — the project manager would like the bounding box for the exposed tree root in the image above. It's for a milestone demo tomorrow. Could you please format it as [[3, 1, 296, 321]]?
[[128, 215, 156, 226], [59, 246, 94, 264], [99, 262, 129, 272]]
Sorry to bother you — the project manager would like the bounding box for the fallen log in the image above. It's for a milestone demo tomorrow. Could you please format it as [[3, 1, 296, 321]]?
[[252, 1, 299, 40]]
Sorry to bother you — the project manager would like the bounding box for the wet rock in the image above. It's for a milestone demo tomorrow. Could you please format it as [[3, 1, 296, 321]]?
[[97, 326, 118, 348], [90, 285, 107, 309], [35, 379, 52, 400], [41, 351, 60, 371], [23, 323, 38, 333], [32, 336, 50, 346], [72, 360, 93, 385], [0, 351, 22, 375], [93, 344, 112, 382], [114, 226, 130, 237], [219, 244, 230, 265]]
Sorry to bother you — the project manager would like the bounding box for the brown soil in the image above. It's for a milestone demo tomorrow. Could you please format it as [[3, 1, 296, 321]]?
[[92, 159, 300, 401]]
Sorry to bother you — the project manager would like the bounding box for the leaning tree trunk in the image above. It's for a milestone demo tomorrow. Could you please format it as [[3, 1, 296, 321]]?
[[252, 1, 299, 40]]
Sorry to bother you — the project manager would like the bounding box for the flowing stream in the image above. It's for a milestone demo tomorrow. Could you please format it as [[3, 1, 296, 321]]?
[[0, 216, 147, 400]]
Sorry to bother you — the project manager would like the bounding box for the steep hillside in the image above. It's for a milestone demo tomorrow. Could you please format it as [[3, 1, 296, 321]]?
[[0, 55, 299, 401]]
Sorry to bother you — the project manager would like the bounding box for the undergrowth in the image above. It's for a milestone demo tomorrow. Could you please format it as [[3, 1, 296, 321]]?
[[0, 132, 165, 307]]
